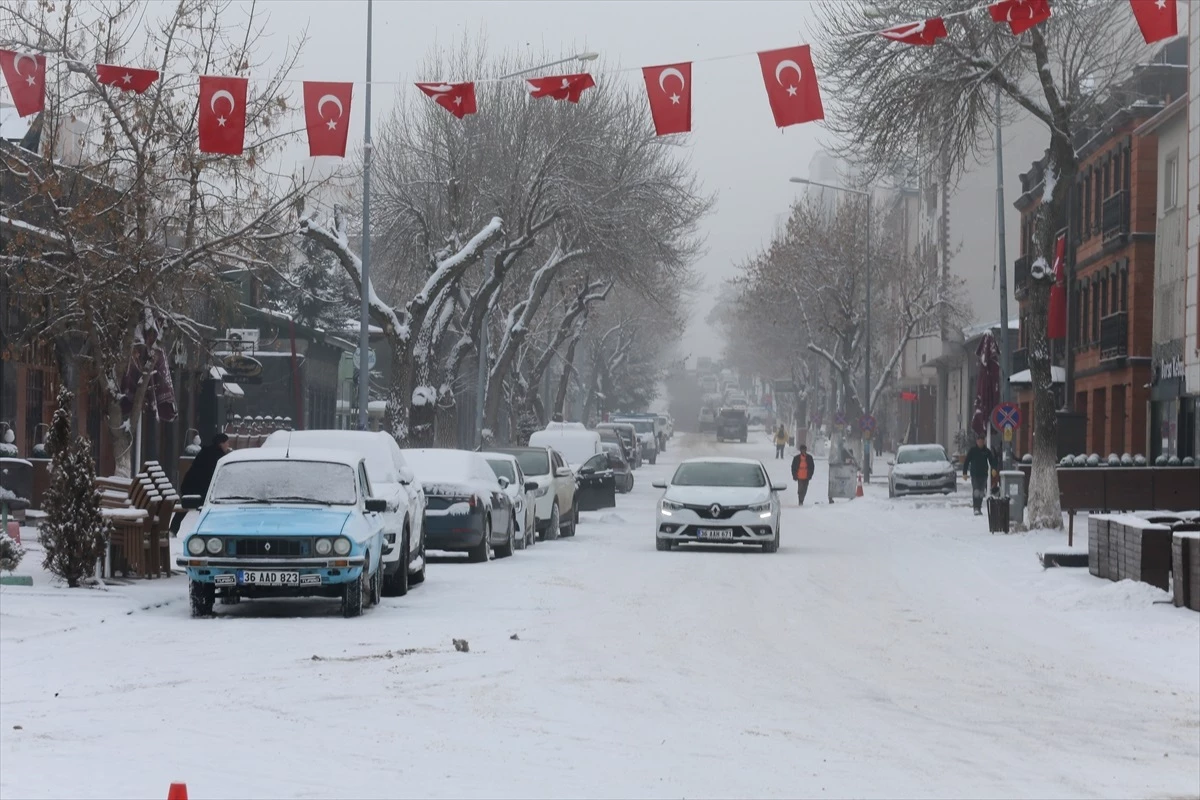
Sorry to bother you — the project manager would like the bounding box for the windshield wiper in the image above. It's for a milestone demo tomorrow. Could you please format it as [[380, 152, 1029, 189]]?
[[267, 495, 333, 505], [215, 496, 269, 504]]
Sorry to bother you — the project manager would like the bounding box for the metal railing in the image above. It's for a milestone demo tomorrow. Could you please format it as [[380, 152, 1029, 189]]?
[[1100, 311, 1127, 361], [1101, 191, 1129, 244]]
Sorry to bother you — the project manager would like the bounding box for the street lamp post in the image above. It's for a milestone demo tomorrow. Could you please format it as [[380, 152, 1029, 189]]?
[[790, 177, 873, 479]]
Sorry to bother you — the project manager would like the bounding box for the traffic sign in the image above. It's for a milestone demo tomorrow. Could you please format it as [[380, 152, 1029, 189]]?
[[859, 414, 877, 433], [991, 402, 1021, 431], [834, 411, 846, 427]]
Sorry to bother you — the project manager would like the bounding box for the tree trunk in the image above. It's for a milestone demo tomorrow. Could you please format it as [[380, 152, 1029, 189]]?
[[106, 399, 133, 478], [553, 337, 580, 418]]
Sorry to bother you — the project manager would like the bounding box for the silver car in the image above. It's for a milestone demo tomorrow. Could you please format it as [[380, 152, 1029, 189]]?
[[888, 444, 958, 498]]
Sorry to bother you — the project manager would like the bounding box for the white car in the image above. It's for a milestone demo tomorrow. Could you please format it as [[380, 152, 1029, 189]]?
[[263, 429, 426, 596], [888, 444, 958, 498], [653, 457, 785, 553], [484, 453, 538, 549], [489, 446, 578, 540], [612, 416, 658, 464]]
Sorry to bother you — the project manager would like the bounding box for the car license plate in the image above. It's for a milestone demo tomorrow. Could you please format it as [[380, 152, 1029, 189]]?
[[699, 528, 735, 540], [238, 570, 299, 586]]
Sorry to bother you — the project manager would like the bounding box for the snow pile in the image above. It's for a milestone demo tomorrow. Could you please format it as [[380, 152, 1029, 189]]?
[[411, 386, 437, 407], [1036, 576, 1174, 611]]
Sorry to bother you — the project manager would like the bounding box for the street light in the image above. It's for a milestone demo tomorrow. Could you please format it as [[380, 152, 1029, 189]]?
[[790, 176, 874, 480]]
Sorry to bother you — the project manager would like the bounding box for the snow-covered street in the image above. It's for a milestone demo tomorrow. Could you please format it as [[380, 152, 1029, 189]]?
[[2, 433, 1198, 800]]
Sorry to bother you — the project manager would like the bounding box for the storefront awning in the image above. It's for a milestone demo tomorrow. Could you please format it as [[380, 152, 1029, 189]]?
[[1009, 366, 1065, 385]]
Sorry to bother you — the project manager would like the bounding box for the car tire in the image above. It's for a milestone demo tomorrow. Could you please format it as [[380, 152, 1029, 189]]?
[[495, 517, 515, 558], [468, 518, 491, 563], [545, 503, 561, 541], [409, 536, 426, 585], [342, 562, 368, 618], [656, 538, 672, 552], [384, 528, 410, 597], [370, 555, 382, 606], [561, 504, 578, 537], [189, 580, 215, 618], [762, 528, 780, 554], [514, 516, 526, 551]]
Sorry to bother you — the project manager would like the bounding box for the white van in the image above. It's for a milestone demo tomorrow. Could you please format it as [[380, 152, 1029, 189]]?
[[527, 425, 602, 470]]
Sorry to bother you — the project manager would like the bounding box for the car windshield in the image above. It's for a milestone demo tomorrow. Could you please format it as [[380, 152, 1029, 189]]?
[[209, 461, 358, 505], [897, 446, 949, 464], [498, 449, 549, 476], [720, 410, 745, 420], [485, 459, 516, 482], [619, 419, 654, 434], [671, 462, 766, 488]]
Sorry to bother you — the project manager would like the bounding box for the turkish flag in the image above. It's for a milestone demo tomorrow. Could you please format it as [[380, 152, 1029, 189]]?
[[1047, 234, 1067, 340], [415, 82, 477, 119], [96, 63, 159, 94], [527, 73, 595, 103], [303, 81, 353, 157], [197, 75, 248, 155], [988, 0, 1052, 34], [1129, 0, 1177, 43], [879, 18, 949, 45], [757, 45, 824, 128], [0, 50, 46, 117], [641, 63, 691, 136]]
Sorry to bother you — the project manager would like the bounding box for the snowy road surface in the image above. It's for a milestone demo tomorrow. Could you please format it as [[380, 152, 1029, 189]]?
[[2, 433, 1198, 799]]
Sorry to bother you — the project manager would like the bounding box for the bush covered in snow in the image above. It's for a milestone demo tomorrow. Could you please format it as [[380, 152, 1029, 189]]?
[[0, 531, 24, 573], [40, 388, 109, 587]]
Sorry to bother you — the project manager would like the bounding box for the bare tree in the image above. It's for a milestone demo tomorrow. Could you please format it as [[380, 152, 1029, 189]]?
[[815, 0, 1146, 528]]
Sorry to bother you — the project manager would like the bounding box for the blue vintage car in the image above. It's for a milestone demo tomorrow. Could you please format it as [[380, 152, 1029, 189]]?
[[177, 447, 387, 617]]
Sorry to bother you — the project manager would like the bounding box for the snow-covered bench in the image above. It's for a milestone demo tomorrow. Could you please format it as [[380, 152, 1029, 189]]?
[[94, 464, 176, 579], [1087, 513, 1175, 592]]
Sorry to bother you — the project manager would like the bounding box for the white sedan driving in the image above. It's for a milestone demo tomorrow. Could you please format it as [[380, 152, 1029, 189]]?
[[653, 457, 785, 553]]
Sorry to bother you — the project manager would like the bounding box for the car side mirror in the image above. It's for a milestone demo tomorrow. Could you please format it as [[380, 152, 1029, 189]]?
[[181, 494, 203, 509], [497, 476, 510, 490], [555, 467, 573, 478], [398, 467, 415, 486], [651, 480, 667, 489], [524, 480, 539, 492], [771, 482, 787, 492], [579, 467, 595, 476], [365, 498, 388, 513]]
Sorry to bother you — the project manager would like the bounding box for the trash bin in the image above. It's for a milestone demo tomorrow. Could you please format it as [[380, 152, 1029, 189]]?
[[986, 495, 1010, 533], [999, 470, 1025, 528]]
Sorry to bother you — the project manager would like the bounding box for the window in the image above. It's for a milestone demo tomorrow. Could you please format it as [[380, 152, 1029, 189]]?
[[1164, 152, 1179, 211], [1120, 269, 1128, 311], [1083, 173, 1092, 234], [1101, 276, 1109, 317], [1080, 285, 1089, 345], [1092, 285, 1100, 341]]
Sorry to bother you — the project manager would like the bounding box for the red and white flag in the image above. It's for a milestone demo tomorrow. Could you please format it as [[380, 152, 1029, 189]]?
[[988, 0, 1052, 35], [303, 81, 353, 157], [197, 75, 248, 155], [1129, 0, 1177, 43], [415, 82, 477, 119], [757, 45, 824, 128], [879, 17, 949, 46], [641, 62, 691, 136], [527, 73, 595, 103], [0, 50, 46, 117], [96, 63, 159, 94], [1047, 234, 1067, 340]]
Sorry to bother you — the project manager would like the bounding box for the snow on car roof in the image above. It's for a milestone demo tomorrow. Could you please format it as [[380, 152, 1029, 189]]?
[[219, 446, 364, 468], [402, 448, 481, 476], [680, 456, 763, 466], [483, 452, 519, 464]]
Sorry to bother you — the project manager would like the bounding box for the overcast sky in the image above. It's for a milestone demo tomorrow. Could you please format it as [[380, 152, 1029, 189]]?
[[256, 0, 830, 362]]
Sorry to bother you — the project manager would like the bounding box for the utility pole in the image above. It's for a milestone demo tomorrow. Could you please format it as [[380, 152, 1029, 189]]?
[[474, 313, 488, 449], [863, 198, 872, 481], [994, 85, 1012, 468], [356, 0, 374, 431]]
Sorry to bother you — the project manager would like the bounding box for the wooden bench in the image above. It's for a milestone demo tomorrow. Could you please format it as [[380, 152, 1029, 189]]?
[[94, 463, 178, 578]]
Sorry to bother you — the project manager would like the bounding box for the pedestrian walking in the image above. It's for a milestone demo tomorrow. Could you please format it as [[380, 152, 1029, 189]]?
[[774, 424, 788, 459], [790, 444, 816, 506], [171, 433, 232, 533], [962, 435, 999, 516]]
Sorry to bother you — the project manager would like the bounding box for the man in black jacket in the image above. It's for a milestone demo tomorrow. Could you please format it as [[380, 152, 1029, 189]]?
[[790, 445, 816, 506], [171, 433, 231, 532], [962, 435, 998, 516]]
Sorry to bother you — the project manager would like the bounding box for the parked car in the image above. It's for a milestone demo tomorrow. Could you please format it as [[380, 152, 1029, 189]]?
[[612, 416, 658, 464], [489, 446, 578, 539], [261, 429, 426, 596], [888, 444, 957, 498], [528, 423, 603, 469], [177, 447, 387, 618], [576, 451, 618, 510], [402, 448, 516, 561], [656, 414, 673, 441], [698, 407, 716, 433], [716, 408, 748, 443], [484, 453, 538, 549], [602, 443, 635, 493], [598, 428, 634, 465], [652, 457, 785, 553], [597, 422, 641, 468]]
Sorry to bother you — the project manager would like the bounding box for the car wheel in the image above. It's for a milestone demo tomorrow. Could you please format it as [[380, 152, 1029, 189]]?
[[495, 516, 515, 558], [545, 502, 561, 541], [409, 536, 427, 585], [656, 538, 672, 552], [514, 515, 526, 550], [189, 581, 215, 618], [370, 555, 382, 606], [468, 518, 492, 563], [627, 474, 635, 493], [384, 528, 410, 597], [762, 528, 780, 554], [342, 562, 368, 618], [561, 504, 578, 537]]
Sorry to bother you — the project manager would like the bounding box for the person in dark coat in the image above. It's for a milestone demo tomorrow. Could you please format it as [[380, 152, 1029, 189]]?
[[962, 435, 999, 516], [171, 433, 231, 533], [790, 444, 816, 506]]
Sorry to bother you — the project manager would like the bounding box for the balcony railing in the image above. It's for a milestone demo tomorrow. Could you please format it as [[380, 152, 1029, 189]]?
[[1011, 348, 1029, 375], [1101, 191, 1129, 244], [1013, 255, 1031, 301], [1100, 311, 1127, 361]]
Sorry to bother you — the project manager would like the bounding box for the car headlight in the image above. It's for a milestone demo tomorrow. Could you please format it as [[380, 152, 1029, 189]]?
[[314, 538, 333, 556], [187, 537, 205, 556], [205, 537, 223, 555], [749, 502, 772, 517], [660, 499, 683, 516], [333, 537, 352, 556]]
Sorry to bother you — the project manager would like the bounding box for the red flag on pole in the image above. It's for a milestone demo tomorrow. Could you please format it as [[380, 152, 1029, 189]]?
[[988, 0, 1052, 34], [757, 45, 824, 128], [415, 82, 477, 118], [879, 18, 949, 46], [303, 81, 353, 157], [0, 50, 46, 117], [96, 63, 159, 94], [197, 75, 248, 155], [527, 74, 595, 103], [1047, 234, 1067, 339], [641, 62, 692, 136], [1128, 0, 1177, 43]]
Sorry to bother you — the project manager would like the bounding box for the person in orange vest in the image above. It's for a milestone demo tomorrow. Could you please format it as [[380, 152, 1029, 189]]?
[[790, 444, 816, 505]]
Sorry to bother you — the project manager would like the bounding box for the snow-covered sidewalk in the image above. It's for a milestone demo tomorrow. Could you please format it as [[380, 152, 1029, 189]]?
[[1, 434, 1196, 799]]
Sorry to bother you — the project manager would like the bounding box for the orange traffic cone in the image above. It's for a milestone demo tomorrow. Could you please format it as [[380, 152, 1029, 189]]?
[[855, 472, 864, 498], [167, 784, 188, 800]]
